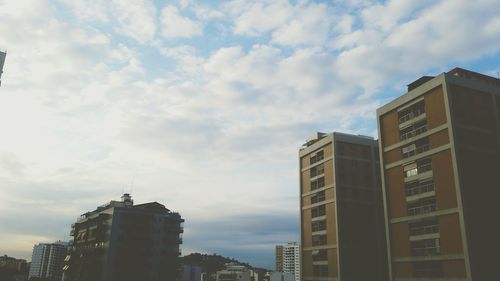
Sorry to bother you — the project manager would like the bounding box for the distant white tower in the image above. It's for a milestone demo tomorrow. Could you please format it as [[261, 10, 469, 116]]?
[[278, 242, 300, 281]]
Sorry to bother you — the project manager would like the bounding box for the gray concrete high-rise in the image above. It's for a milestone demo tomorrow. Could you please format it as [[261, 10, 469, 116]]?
[[28, 242, 68, 281], [62, 194, 184, 281]]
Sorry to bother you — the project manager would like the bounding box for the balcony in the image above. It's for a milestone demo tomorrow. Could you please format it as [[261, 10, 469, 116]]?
[[411, 238, 440, 256], [404, 158, 432, 181], [402, 138, 430, 159], [407, 197, 437, 216], [406, 180, 435, 197], [399, 100, 426, 124], [399, 110, 425, 124], [409, 218, 439, 237], [400, 121, 428, 141]]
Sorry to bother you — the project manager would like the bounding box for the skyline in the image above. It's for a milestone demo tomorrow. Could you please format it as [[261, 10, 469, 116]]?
[[1, 0, 500, 269]]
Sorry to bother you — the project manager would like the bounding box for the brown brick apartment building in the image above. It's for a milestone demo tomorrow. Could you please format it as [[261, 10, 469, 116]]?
[[299, 132, 388, 281], [377, 68, 500, 280]]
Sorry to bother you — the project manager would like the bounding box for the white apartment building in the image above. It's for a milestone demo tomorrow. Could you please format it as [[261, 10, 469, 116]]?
[[276, 242, 300, 281]]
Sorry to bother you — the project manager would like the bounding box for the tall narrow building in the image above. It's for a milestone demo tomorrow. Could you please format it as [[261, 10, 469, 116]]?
[[275, 242, 300, 281], [275, 245, 283, 272], [62, 194, 184, 281], [377, 67, 500, 280], [28, 242, 68, 281], [299, 132, 388, 281]]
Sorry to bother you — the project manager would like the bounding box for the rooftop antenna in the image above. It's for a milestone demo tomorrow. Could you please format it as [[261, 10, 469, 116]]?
[[130, 176, 135, 196], [0, 49, 6, 87]]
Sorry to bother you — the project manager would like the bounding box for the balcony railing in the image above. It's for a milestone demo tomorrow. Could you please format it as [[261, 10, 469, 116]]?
[[400, 124, 428, 140], [408, 204, 436, 216], [399, 109, 425, 124], [409, 224, 439, 236], [406, 181, 435, 196], [412, 246, 440, 256], [403, 144, 430, 158], [418, 161, 432, 173]]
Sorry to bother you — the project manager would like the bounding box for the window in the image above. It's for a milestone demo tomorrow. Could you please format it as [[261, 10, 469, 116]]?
[[76, 230, 87, 242], [406, 179, 435, 196], [312, 250, 328, 261], [313, 265, 328, 277], [413, 261, 443, 278], [402, 138, 430, 158], [311, 177, 325, 191], [399, 100, 426, 124], [404, 158, 432, 178], [407, 197, 437, 216], [311, 205, 326, 218], [400, 120, 427, 140], [312, 235, 327, 246], [310, 150, 324, 165], [310, 164, 325, 177], [312, 220, 326, 232], [405, 166, 418, 178], [417, 158, 432, 173], [311, 191, 326, 204], [409, 218, 439, 236], [411, 239, 440, 256]]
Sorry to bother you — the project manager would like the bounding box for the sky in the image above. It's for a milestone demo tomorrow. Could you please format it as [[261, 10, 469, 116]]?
[[0, 0, 500, 270]]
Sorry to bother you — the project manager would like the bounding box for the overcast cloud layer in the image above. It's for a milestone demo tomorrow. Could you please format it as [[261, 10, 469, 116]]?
[[1, 0, 500, 269]]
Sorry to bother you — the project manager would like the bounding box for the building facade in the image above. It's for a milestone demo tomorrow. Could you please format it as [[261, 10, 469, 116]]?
[[62, 194, 184, 281], [299, 132, 388, 281], [275, 242, 300, 281], [28, 242, 68, 281], [377, 67, 500, 280]]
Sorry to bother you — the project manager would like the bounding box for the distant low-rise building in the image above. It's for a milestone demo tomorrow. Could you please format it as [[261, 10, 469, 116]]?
[[62, 193, 184, 281], [0, 255, 28, 272], [269, 272, 294, 281], [216, 263, 251, 281], [28, 242, 68, 281]]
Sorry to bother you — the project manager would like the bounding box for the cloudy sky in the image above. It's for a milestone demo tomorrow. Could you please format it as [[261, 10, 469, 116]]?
[[0, 0, 499, 269]]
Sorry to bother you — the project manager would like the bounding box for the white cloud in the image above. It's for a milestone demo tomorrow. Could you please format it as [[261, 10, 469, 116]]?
[[58, 0, 111, 23], [333, 0, 500, 93], [191, 4, 225, 20], [111, 0, 157, 44], [271, 2, 333, 46], [233, 0, 292, 36], [160, 5, 203, 38], [229, 0, 334, 47]]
